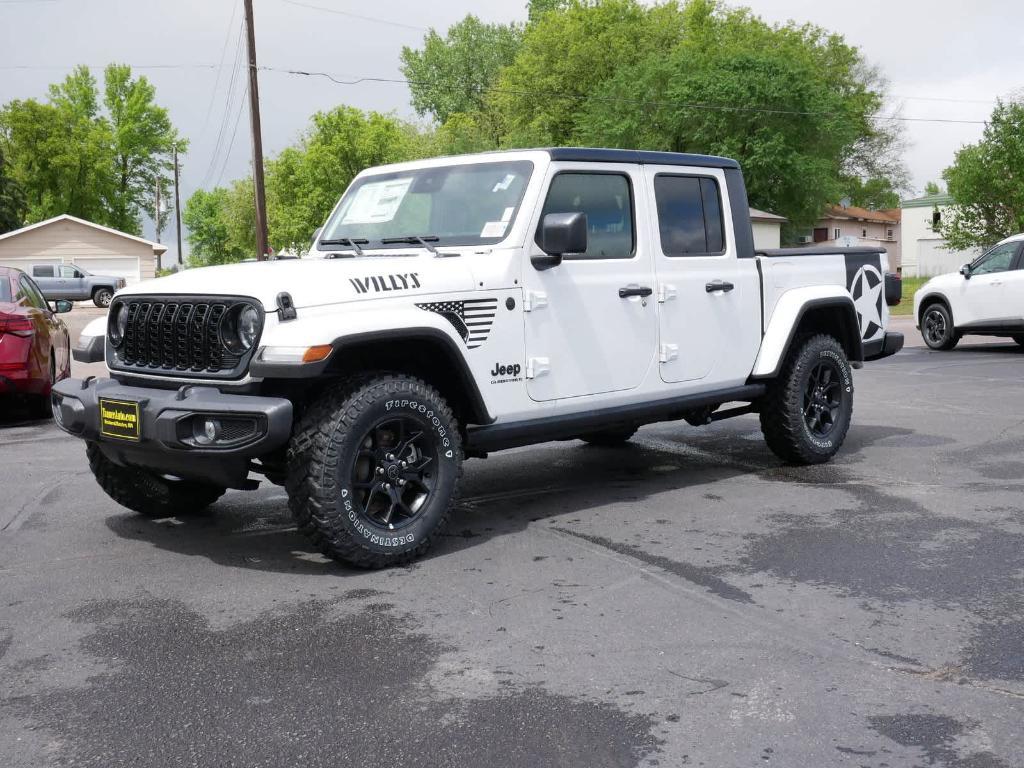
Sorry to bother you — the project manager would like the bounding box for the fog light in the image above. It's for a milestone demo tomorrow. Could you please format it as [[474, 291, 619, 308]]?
[[194, 418, 221, 445]]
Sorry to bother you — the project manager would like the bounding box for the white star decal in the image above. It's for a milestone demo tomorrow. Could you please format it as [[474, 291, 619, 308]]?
[[851, 264, 884, 338]]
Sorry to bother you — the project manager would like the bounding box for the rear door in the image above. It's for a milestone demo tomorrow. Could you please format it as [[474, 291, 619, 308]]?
[[642, 166, 760, 386], [522, 164, 658, 401], [31, 264, 59, 297]]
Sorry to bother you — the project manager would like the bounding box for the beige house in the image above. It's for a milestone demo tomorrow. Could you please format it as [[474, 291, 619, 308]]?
[[899, 192, 979, 277], [0, 214, 164, 285], [805, 204, 901, 271], [750, 207, 787, 249]]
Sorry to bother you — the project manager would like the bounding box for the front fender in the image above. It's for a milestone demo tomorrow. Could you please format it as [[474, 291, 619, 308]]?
[[751, 287, 860, 378]]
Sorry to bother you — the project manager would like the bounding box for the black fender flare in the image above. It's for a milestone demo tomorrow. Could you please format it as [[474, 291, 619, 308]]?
[[753, 297, 864, 380]]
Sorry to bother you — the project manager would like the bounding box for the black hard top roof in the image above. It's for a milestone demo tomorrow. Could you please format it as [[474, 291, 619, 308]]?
[[545, 147, 739, 170]]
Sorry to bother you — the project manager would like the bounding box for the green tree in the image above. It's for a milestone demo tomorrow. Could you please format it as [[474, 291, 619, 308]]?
[[400, 15, 522, 127], [265, 106, 434, 252], [923, 180, 942, 196], [938, 101, 1024, 250], [842, 176, 901, 210], [0, 145, 27, 233], [182, 186, 247, 266]]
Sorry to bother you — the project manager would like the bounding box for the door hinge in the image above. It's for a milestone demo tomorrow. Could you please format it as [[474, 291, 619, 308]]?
[[659, 344, 679, 363], [526, 357, 550, 379], [657, 284, 677, 303], [523, 291, 548, 312]]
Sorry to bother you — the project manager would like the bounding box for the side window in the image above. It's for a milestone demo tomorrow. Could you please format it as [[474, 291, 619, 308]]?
[[59, 265, 79, 278], [33, 265, 54, 278], [20, 276, 46, 309], [653, 174, 726, 256], [971, 243, 1018, 275], [537, 172, 634, 260]]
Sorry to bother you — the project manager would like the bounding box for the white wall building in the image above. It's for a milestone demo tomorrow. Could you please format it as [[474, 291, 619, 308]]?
[[750, 208, 786, 249], [900, 193, 979, 277]]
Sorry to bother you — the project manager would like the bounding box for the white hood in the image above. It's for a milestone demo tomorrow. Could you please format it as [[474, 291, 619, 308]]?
[[117, 253, 477, 309]]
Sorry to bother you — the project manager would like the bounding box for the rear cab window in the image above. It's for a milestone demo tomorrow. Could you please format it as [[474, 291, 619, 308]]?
[[653, 174, 727, 257], [33, 265, 55, 278]]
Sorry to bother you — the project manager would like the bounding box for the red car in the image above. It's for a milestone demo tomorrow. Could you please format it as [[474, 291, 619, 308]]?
[[0, 266, 72, 419]]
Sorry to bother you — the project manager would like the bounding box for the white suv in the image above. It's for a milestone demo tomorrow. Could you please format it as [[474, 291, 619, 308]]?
[[914, 233, 1024, 350]]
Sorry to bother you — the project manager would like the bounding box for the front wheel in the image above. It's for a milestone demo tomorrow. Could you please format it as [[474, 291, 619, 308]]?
[[921, 303, 958, 350], [759, 334, 854, 465], [93, 288, 113, 308], [86, 442, 225, 516], [286, 374, 463, 568]]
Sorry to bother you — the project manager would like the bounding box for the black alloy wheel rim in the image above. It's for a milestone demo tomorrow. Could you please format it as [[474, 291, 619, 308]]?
[[350, 416, 436, 530], [803, 360, 843, 438], [924, 309, 947, 346]]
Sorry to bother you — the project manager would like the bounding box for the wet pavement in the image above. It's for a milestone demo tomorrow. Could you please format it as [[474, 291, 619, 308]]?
[[1, 337, 1022, 767]]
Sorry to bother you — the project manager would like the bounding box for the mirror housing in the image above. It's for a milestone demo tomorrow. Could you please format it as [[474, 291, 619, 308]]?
[[960, 263, 972, 279], [533, 212, 588, 271], [54, 300, 73, 314], [311, 226, 323, 246]]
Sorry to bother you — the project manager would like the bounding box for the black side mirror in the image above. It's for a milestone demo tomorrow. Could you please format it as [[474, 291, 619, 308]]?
[[54, 300, 73, 313], [533, 212, 588, 271], [960, 263, 972, 279]]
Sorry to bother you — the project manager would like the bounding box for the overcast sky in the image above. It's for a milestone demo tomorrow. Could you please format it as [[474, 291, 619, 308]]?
[[2, 0, 1022, 263]]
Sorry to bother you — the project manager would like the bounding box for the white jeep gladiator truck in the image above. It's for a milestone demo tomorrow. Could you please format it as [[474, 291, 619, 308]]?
[[55, 148, 903, 567]]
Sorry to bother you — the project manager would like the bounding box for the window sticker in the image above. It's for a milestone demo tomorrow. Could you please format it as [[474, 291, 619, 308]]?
[[492, 174, 516, 193], [339, 178, 413, 224], [500, 206, 515, 222], [480, 221, 509, 238]]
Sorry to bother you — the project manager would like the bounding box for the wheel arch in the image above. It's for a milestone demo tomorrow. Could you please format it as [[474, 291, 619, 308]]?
[[751, 293, 863, 379], [917, 292, 954, 326]]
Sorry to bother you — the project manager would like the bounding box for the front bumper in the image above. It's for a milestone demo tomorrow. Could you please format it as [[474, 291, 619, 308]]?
[[51, 377, 292, 489], [863, 331, 904, 361]]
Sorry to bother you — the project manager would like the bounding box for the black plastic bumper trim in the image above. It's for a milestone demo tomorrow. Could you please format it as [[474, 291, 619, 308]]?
[[72, 334, 105, 363], [863, 331, 904, 361]]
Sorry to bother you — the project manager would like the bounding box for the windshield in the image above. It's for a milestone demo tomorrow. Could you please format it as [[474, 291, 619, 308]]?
[[319, 160, 534, 251]]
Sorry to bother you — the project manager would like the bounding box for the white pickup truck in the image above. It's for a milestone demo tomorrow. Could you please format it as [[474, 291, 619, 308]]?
[[55, 148, 903, 567]]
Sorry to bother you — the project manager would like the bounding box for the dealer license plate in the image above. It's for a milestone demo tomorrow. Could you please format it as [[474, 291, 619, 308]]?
[[99, 398, 142, 441]]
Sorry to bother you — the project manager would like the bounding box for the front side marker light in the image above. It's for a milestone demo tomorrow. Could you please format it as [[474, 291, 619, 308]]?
[[258, 345, 333, 364]]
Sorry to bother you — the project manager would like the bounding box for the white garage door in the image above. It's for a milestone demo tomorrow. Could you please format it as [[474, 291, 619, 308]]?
[[78, 257, 141, 284]]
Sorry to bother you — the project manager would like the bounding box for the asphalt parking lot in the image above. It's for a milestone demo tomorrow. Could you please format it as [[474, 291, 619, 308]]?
[[1, 314, 1022, 767]]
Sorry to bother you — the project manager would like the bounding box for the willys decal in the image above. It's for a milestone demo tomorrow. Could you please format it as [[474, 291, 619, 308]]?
[[350, 273, 421, 294]]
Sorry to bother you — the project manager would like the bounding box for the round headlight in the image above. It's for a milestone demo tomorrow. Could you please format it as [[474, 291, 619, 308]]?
[[237, 305, 260, 350], [109, 303, 128, 346]]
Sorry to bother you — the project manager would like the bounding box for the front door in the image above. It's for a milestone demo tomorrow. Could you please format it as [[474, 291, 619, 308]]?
[[960, 242, 1021, 325], [523, 165, 658, 401], [642, 166, 760, 386]]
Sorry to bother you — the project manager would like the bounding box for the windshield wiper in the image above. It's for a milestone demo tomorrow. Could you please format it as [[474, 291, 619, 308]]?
[[320, 237, 368, 255], [381, 235, 439, 254]]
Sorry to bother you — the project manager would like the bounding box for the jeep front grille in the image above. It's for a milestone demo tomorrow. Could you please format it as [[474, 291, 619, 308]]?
[[109, 296, 261, 379]]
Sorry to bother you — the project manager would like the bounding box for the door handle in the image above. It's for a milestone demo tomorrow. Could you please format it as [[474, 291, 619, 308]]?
[[619, 286, 653, 298], [705, 280, 735, 293]]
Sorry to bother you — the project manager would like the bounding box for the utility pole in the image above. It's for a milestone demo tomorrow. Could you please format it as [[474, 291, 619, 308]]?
[[243, 0, 269, 261], [173, 147, 183, 266]]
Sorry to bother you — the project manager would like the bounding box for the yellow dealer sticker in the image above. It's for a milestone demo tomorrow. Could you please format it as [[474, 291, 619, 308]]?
[[99, 398, 141, 441]]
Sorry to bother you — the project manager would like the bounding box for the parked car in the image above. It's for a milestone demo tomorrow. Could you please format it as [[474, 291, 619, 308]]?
[[0, 267, 72, 418], [57, 148, 902, 567], [913, 233, 1024, 350], [30, 263, 126, 308]]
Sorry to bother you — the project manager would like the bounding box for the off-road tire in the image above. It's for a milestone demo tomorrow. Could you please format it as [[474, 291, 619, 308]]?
[[579, 426, 638, 446], [286, 373, 463, 569], [759, 334, 854, 465], [921, 302, 959, 350], [93, 288, 113, 308], [86, 442, 226, 516]]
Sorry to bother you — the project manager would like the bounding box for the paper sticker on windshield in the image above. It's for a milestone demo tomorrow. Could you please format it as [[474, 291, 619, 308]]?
[[500, 206, 515, 222], [492, 174, 516, 193], [480, 221, 508, 238], [339, 178, 412, 224]]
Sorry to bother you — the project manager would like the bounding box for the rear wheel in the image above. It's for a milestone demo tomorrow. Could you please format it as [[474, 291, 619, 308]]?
[[579, 426, 638, 446], [93, 288, 113, 308], [921, 303, 959, 350], [86, 442, 225, 517], [286, 374, 463, 568], [760, 334, 854, 465]]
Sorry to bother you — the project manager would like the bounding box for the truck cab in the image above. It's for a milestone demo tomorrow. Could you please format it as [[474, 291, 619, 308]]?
[[55, 148, 903, 568]]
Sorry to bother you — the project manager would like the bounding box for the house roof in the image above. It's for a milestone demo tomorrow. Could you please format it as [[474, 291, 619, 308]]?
[[901, 192, 955, 208], [749, 207, 786, 222], [823, 205, 901, 224], [0, 214, 168, 254]]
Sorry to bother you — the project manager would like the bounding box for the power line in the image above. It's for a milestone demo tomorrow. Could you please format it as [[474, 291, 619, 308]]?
[[0, 64, 218, 70], [277, 0, 426, 32], [197, 2, 240, 142], [215, 84, 249, 188], [259, 67, 991, 125], [201, 22, 246, 189]]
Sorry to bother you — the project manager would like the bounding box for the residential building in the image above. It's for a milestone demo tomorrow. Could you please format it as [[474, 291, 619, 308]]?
[[750, 208, 786, 249], [804, 203, 901, 271], [0, 214, 164, 285], [899, 192, 980, 277]]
